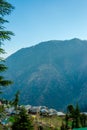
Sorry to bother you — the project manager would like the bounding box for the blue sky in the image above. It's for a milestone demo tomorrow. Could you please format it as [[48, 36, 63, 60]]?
[[3, 0, 87, 57]]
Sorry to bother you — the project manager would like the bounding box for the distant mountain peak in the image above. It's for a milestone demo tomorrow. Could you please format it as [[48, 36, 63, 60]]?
[[71, 38, 81, 41]]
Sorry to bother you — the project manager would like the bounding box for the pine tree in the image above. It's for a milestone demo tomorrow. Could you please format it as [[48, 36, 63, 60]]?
[[74, 104, 80, 128], [12, 107, 34, 130], [12, 91, 20, 112], [67, 104, 75, 118], [0, 0, 14, 92]]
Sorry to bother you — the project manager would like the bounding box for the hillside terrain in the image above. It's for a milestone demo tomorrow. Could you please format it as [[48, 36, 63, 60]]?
[[1, 38, 87, 111]]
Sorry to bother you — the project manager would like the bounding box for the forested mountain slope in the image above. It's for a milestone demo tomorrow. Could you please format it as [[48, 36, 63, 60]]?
[[1, 38, 87, 111]]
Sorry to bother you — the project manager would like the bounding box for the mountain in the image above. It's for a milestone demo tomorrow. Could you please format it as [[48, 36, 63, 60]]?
[[1, 38, 87, 111]]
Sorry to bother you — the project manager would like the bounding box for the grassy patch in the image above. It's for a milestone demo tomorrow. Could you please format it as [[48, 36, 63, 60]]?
[[32, 115, 63, 130]]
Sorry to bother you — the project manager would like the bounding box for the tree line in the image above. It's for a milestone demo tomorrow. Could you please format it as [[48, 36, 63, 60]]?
[[61, 104, 87, 130]]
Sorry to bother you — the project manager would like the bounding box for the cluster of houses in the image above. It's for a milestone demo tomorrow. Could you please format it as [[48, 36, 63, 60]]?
[[22, 105, 65, 117]]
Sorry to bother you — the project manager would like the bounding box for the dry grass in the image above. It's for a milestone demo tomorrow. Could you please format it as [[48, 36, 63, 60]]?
[[31, 114, 64, 130]]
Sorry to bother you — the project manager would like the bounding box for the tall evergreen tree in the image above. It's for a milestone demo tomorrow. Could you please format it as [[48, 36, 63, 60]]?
[[12, 91, 20, 111], [0, 0, 14, 92], [74, 104, 80, 128], [67, 104, 75, 117], [12, 107, 33, 130]]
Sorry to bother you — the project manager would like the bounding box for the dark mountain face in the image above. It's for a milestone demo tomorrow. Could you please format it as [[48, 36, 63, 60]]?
[[1, 38, 87, 111]]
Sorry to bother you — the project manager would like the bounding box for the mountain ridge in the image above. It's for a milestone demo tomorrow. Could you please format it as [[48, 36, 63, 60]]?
[[6, 38, 87, 59]]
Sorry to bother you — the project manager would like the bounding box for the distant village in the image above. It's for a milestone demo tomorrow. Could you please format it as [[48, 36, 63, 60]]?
[[0, 100, 65, 126]]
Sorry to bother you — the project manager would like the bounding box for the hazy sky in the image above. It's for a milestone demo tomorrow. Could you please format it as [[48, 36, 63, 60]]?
[[3, 0, 87, 57]]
